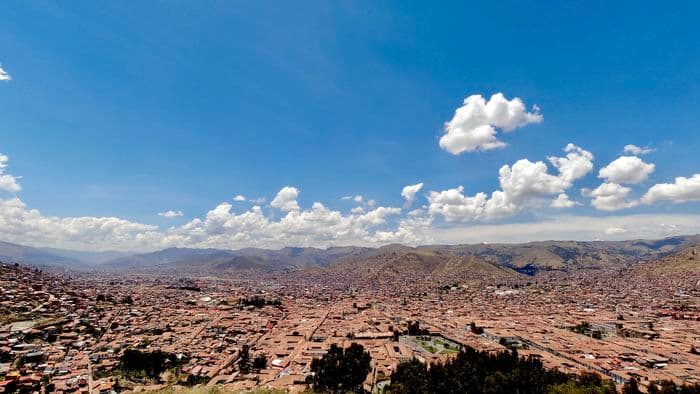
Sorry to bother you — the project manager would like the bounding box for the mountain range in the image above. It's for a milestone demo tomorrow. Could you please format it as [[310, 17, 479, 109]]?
[[1, 235, 698, 276]]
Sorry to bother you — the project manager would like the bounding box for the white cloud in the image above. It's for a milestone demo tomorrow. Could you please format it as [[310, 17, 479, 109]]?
[[342, 195, 364, 203], [641, 173, 700, 204], [551, 193, 577, 208], [250, 197, 266, 204], [604, 227, 628, 235], [2, 143, 699, 252], [439, 93, 542, 154], [0, 197, 161, 251], [583, 182, 638, 211], [161, 199, 403, 250], [428, 214, 700, 244], [599, 156, 655, 184], [270, 186, 300, 212], [428, 144, 594, 221], [623, 144, 654, 155], [0, 153, 21, 192], [401, 182, 424, 208], [158, 210, 183, 218], [548, 143, 595, 183], [427, 186, 488, 222], [233, 195, 246, 202], [1, 189, 699, 252], [0, 65, 10, 81]]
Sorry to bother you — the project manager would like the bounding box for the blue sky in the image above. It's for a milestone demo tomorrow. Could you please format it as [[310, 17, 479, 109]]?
[[1, 1, 700, 251]]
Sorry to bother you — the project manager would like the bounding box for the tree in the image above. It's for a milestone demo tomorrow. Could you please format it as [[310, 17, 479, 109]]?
[[387, 347, 616, 394], [253, 354, 267, 371], [118, 349, 182, 381], [386, 359, 429, 394], [622, 378, 642, 394], [238, 345, 251, 373], [309, 343, 371, 393]]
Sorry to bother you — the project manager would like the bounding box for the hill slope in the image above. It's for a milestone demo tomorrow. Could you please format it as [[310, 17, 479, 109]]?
[[330, 244, 517, 280]]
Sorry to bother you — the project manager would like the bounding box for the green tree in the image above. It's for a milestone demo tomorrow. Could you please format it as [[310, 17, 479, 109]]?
[[309, 343, 371, 393], [253, 354, 267, 371], [621, 378, 642, 394], [238, 344, 251, 373]]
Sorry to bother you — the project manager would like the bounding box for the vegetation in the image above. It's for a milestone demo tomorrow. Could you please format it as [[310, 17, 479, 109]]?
[[146, 387, 285, 394], [118, 349, 185, 381], [308, 343, 371, 393], [407, 321, 429, 336], [571, 322, 603, 340], [238, 344, 251, 373], [237, 296, 281, 309], [469, 322, 484, 335], [644, 380, 700, 394], [386, 348, 616, 394], [253, 354, 267, 371]]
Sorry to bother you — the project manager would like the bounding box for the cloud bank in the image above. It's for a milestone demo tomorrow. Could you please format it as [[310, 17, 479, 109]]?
[[0, 93, 697, 252]]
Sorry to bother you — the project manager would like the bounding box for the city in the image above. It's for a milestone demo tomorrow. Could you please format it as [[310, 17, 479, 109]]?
[[1, 242, 698, 392]]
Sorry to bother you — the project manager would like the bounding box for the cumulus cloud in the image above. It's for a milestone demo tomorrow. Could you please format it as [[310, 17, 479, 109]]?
[[551, 193, 577, 208], [427, 186, 488, 222], [623, 144, 654, 155], [233, 195, 246, 202], [548, 143, 595, 183], [401, 183, 424, 207], [158, 210, 183, 218], [160, 200, 403, 250], [0, 197, 160, 250], [428, 144, 594, 221], [2, 143, 699, 252], [270, 186, 300, 212], [0, 153, 21, 192], [604, 227, 627, 235], [0, 65, 10, 81], [641, 173, 700, 204], [439, 93, 542, 154], [583, 182, 638, 211], [599, 156, 655, 184]]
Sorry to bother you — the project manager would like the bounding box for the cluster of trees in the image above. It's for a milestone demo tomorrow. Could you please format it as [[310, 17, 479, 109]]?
[[96, 293, 134, 304], [237, 296, 282, 309], [384, 348, 700, 394], [624, 379, 700, 394], [407, 321, 430, 336], [118, 349, 185, 381], [237, 344, 267, 374], [308, 343, 371, 393], [571, 322, 603, 340], [386, 348, 615, 394]]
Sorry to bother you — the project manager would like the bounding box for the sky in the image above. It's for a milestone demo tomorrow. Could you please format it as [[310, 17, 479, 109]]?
[[1, 1, 700, 252]]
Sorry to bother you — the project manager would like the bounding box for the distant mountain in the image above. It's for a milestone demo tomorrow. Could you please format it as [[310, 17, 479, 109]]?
[[329, 244, 516, 279], [0, 240, 128, 269], [428, 235, 700, 273], [634, 244, 700, 274], [101, 245, 375, 273], [2, 235, 699, 275], [102, 247, 235, 271]]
